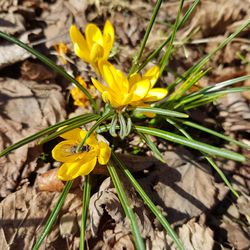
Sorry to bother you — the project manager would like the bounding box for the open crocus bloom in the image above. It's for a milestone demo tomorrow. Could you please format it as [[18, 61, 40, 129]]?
[[70, 20, 115, 72], [91, 60, 168, 109], [52, 128, 111, 181]]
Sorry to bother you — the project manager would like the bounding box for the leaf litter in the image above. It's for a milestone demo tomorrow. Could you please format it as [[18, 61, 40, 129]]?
[[0, 0, 250, 249]]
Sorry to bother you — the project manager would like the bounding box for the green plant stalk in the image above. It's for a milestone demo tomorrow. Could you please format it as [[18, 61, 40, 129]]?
[[168, 19, 250, 91], [135, 126, 245, 162], [0, 31, 97, 112], [112, 152, 184, 250], [129, 0, 163, 75], [159, 0, 185, 76], [107, 162, 145, 250], [0, 114, 99, 157], [138, 0, 200, 72], [33, 181, 73, 250], [80, 175, 92, 250], [166, 118, 239, 197], [172, 118, 250, 150], [38, 115, 100, 144], [77, 110, 114, 152]]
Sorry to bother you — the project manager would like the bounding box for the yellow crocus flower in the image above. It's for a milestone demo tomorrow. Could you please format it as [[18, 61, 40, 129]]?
[[70, 76, 97, 107], [70, 20, 115, 72], [54, 42, 69, 65], [52, 128, 111, 181], [91, 60, 168, 109]]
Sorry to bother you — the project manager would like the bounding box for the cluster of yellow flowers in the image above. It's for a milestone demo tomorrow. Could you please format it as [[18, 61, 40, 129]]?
[[70, 20, 168, 109], [52, 20, 168, 181]]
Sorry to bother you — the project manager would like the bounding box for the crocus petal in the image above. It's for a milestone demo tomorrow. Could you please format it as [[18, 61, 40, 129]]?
[[130, 79, 151, 102], [77, 158, 97, 176], [57, 157, 97, 181], [52, 140, 80, 162], [90, 43, 104, 62], [70, 25, 90, 62], [103, 20, 115, 46], [85, 23, 103, 48], [59, 128, 83, 141], [103, 20, 115, 59], [143, 88, 168, 102], [143, 65, 160, 87], [91, 78, 108, 94], [129, 73, 141, 87], [98, 141, 111, 165]]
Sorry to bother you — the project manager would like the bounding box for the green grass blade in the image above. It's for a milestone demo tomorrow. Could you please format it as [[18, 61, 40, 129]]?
[[133, 107, 189, 118], [0, 114, 99, 157], [112, 152, 184, 250], [169, 19, 250, 91], [166, 118, 239, 197], [33, 181, 73, 250], [38, 115, 100, 144], [138, 0, 200, 72], [138, 132, 165, 163], [0, 31, 97, 112], [107, 162, 145, 250], [173, 119, 250, 149], [179, 75, 250, 104], [135, 126, 245, 162], [167, 69, 208, 102], [184, 86, 250, 109], [80, 175, 92, 250], [159, 0, 185, 76], [129, 0, 163, 75]]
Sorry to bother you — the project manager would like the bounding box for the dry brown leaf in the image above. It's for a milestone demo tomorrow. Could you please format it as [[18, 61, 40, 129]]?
[[177, 220, 214, 250], [37, 168, 64, 192], [221, 219, 250, 250], [0, 32, 31, 69], [0, 185, 82, 250], [188, 0, 250, 38], [87, 177, 171, 249], [0, 78, 66, 197], [217, 93, 250, 133], [139, 148, 227, 225], [21, 60, 56, 82]]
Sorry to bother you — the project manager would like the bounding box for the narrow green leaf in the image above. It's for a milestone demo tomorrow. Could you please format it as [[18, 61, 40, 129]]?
[[134, 107, 189, 118], [178, 75, 250, 104], [173, 119, 250, 149], [33, 181, 73, 250], [138, 0, 200, 72], [118, 113, 127, 139], [80, 175, 92, 250], [135, 126, 245, 162], [0, 31, 97, 112], [138, 132, 165, 163], [107, 162, 145, 250], [0, 114, 99, 157], [159, 0, 185, 76], [38, 115, 100, 144], [112, 153, 184, 250], [166, 118, 239, 197], [129, 0, 163, 75], [169, 19, 250, 90], [109, 114, 118, 137]]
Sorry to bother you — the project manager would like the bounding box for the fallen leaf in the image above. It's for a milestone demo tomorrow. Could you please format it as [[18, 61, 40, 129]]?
[[37, 169, 64, 192]]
